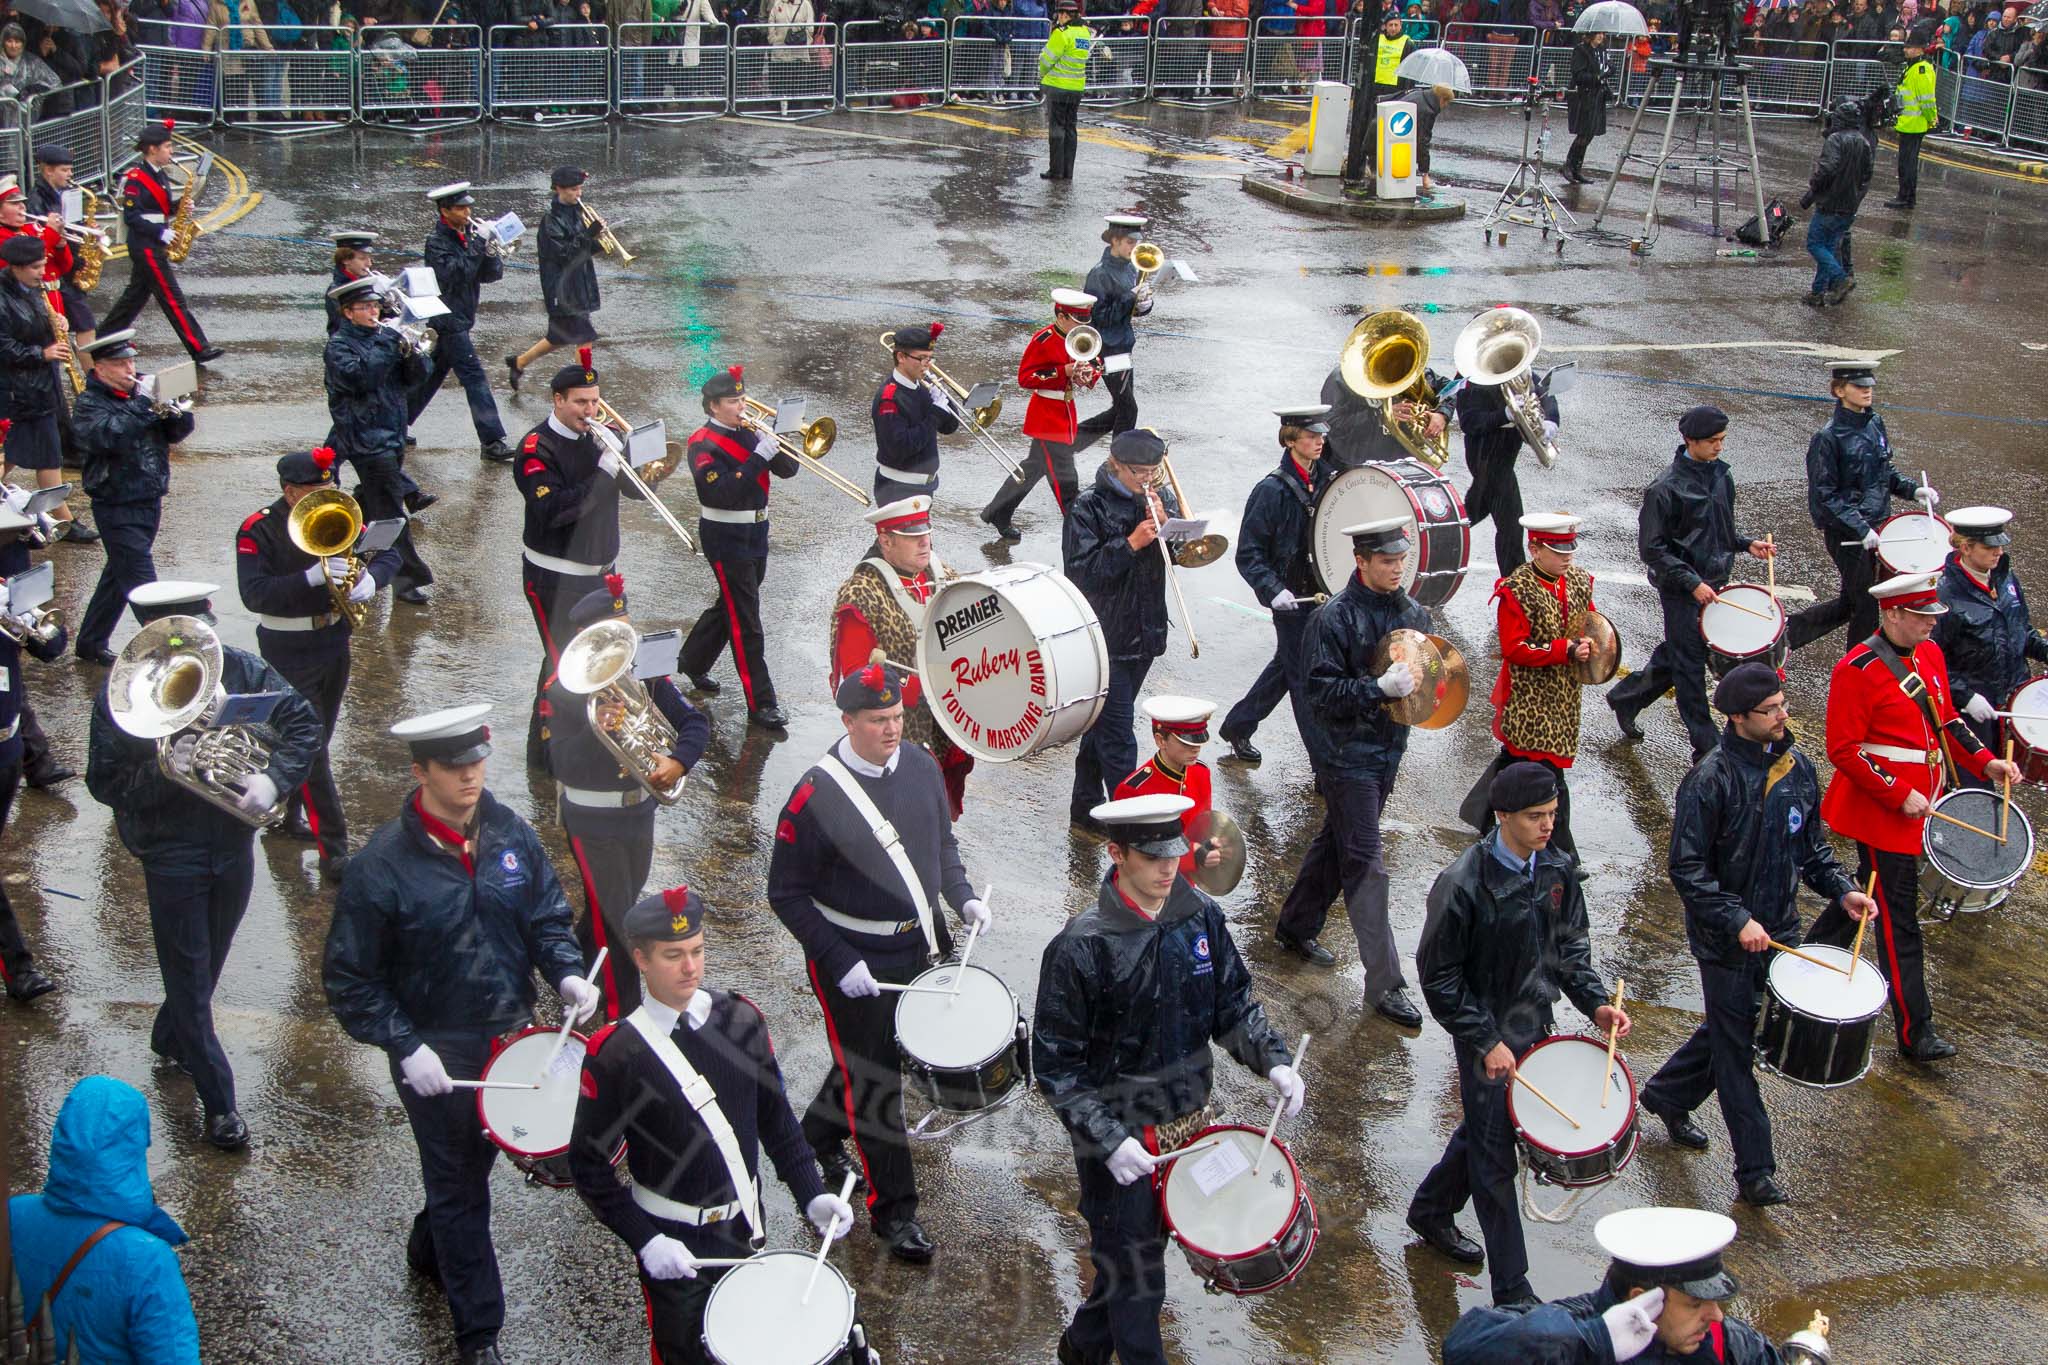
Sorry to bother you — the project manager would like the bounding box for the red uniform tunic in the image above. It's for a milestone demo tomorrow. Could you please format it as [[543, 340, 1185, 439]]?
[[1112, 756, 1212, 881], [1821, 636, 1992, 855], [0, 220, 72, 312], [1017, 324, 1095, 444]]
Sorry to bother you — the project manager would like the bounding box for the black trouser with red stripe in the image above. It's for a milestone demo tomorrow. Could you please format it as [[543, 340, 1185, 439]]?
[[802, 954, 920, 1231], [0, 758, 40, 988], [679, 554, 777, 712], [1810, 844, 1931, 1049], [564, 813, 653, 1020], [981, 436, 1078, 525], [261, 639, 350, 866], [100, 243, 211, 359], [524, 561, 607, 765]]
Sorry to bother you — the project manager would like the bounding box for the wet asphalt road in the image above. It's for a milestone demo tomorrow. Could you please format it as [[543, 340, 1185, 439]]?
[[5, 96, 2048, 1364]]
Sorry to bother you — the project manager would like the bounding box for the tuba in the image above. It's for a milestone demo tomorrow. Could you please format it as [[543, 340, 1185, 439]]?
[[71, 187, 107, 292], [1339, 310, 1452, 470], [108, 617, 288, 827], [1453, 306, 1561, 469], [288, 487, 370, 630], [557, 619, 686, 805]]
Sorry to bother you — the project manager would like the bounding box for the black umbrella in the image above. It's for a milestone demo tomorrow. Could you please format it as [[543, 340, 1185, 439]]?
[[8, 0, 111, 35]]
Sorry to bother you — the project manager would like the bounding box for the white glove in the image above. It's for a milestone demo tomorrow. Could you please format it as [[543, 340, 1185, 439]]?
[[1105, 1137, 1160, 1186], [1915, 484, 1939, 509], [559, 974, 601, 1024], [134, 372, 157, 400], [1271, 588, 1298, 612], [400, 1043, 455, 1097], [165, 733, 200, 774], [1602, 1286, 1665, 1361], [1966, 692, 1997, 724], [304, 562, 331, 587], [1376, 663, 1419, 699], [236, 772, 279, 816], [753, 430, 778, 458], [960, 898, 992, 933], [347, 572, 378, 604], [1861, 529, 1882, 551], [638, 1234, 699, 1281], [596, 447, 623, 478], [1541, 418, 1559, 443], [1267, 1064, 1306, 1119], [838, 960, 881, 999], [806, 1192, 855, 1241]]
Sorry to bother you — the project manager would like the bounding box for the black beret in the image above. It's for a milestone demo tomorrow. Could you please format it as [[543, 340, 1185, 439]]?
[[1712, 660, 1783, 716], [276, 447, 340, 486], [0, 235, 46, 266], [836, 651, 907, 713], [625, 886, 707, 944], [568, 574, 630, 632], [552, 345, 599, 394], [135, 120, 176, 150], [551, 165, 588, 189], [701, 364, 746, 406], [1678, 405, 1728, 441], [1110, 427, 1169, 467], [34, 144, 72, 166], [1489, 760, 1560, 814], [891, 322, 944, 352]]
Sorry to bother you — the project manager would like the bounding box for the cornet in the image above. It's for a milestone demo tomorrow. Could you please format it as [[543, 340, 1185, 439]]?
[[1452, 306, 1560, 469], [580, 202, 634, 265], [557, 618, 686, 805], [0, 603, 62, 648], [737, 396, 868, 506], [107, 617, 289, 827], [288, 487, 370, 630], [876, 332, 1023, 482], [1132, 241, 1163, 316]]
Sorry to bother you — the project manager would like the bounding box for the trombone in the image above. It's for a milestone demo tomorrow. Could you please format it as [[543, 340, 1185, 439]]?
[[876, 331, 1025, 482], [580, 202, 634, 265], [1143, 474, 1199, 660], [287, 487, 372, 630], [1158, 454, 1228, 569], [738, 396, 870, 507], [593, 398, 697, 555]]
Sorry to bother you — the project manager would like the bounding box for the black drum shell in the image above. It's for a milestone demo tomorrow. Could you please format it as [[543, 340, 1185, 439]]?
[[1756, 993, 1880, 1089]]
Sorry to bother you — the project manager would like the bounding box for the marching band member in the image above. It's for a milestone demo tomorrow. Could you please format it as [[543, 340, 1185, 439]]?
[[322, 704, 595, 1365], [547, 575, 709, 1019], [1466, 513, 1596, 864], [1809, 572, 2016, 1064], [0, 235, 84, 541], [1062, 428, 1173, 833], [506, 166, 602, 393], [0, 502, 66, 1004], [70, 330, 194, 665], [1455, 365, 1559, 577], [1216, 404, 1336, 765], [1112, 696, 1225, 883], [27, 146, 96, 356], [1319, 357, 1449, 468], [327, 276, 434, 605], [99, 122, 221, 365], [1442, 1206, 1791, 1364], [514, 348, 645, 768], [870, 322, 961, 503], [679, 365, 800, 731], [1072, 213, 1147, 451], [767, 658, 989, 1265], [1408, 761, 1629, 1307], [979, 286, 1098, 540], [1606, 407, 1775, 764], [569, 886, 855, 1363], [1933, 505, 2048, 755], [0, 176, 76, 354], [87, 581, 321, 1150], [830, 495, 973, 816], [324, 229, 381, 336], [406, 183, 517, 466], [1786, 358, 1933, 652], [0, 486, 65, 789], [1272, 516, 1428, 1013], [1639, 662, 1873, 1208], [1033, 793, 1301, 1365], [234, 448, 398, 881]]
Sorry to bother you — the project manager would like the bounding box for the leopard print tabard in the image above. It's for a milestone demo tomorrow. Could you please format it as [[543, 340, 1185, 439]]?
[[1497, 560, 1594, 762], [833, 557, 961, 764]]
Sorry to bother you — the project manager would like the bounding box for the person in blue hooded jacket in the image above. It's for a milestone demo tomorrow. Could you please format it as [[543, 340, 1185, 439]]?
[[7, 1076, 201, 1365]]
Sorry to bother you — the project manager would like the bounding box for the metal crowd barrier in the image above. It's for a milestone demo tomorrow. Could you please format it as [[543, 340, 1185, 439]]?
[[0, 109, 22, 192], [730, 22, 837, 122], [23, 80, 113, 185], [946, 14, 1044, 106], [1733, 38, 1830, 117], [1152, 16, 1247, 107], [2010, 81, 2048, 152], [1251, 16, 1349, 103], [359, 25, 485, 130], [218, 24, 356, 132], [1083, 17, 1152, 108], [841, 20, 948, 110], [1824, 38, 1891, 107], [1442, 22, 1537, 104], [489, 23, 612, 125], [615, 21, 731, 121], [138, 22, 221, 123], [104, 62, 149, 180]]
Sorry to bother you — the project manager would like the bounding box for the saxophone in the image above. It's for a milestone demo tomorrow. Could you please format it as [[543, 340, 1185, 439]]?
[[167, 161, 203, 264], [46, 293, 82, 397], [71, 187, 106, 291]]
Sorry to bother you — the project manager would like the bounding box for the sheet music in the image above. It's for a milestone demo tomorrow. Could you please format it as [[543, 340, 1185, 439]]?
[[626, 422, 669, 468], [1189, 1140, 1250, 1197], [632, 629, 679, 681], [358, 519, 405, 555], [1161, 517, 1209, 541]]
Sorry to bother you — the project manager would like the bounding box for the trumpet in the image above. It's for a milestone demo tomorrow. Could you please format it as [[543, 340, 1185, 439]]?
[[580, 202, 634, 265], [288, 487, 371, 630], [877, 332, 1024, 482], [592, 398, 697, 556], [107, 616, 289, 828], [1452, 306, 1560, 469], [1339, 310, 1452, 470], [0, 603, 62, 647], [1064, 324, 1103, 367], [738, 396, 868, 506], [557, 618, 686, 805]]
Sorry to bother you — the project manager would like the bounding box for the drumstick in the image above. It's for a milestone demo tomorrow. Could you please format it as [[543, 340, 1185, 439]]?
[[1599, 978, 1625, 1109], [1768, 939, 1852, 975], [1710, 597, 1780, 625], [446, 1079, 542, 1091], [801, 1171, 858, 1307], [1509, 1067, 1581, 1131], [950, 884, 991, 1001], [1252, 1033, 1310, 1177], [545, 946, 606, 1074], [1928, 807, 2004, 845], [1161, 1136, 1228, 1162], [1765, 534, 1776, 598], [1848, 869, 1876, 981], [2002, 737, 2014, 841], [874, 981, 960, 996]]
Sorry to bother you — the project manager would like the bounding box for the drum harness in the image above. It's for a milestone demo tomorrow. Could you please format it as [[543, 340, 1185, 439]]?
[[1858, 633, 1960, 791], [622, 1007, 768, 1249]]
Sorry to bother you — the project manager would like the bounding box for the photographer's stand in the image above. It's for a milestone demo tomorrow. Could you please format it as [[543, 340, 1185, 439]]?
[[1583, 57, 1769, 253], [1479, 79, 1580, 253]]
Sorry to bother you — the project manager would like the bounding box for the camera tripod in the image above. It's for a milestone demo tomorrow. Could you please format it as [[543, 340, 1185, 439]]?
[[1478, 78, 1581, 252], [1583, 54, 1769, 252]]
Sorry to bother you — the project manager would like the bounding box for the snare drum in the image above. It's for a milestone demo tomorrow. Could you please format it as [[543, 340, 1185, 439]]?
[[1699, 584, 1787, 680], [700, 1250, 862, 1365], [1310, 460, 1471, 608], [2003, 676, 2048, 785], [1156, 1124, 1319, 1296], [917, 563, 1109, 764], [1506, 1035, 1639, 1188], [893, 963, 1027, 1114], [1874, 512, 1950, 579], [1755, 944, 1887, 1089], [1922, 787, 2035, 918], [477, 1025, 622, 1188]]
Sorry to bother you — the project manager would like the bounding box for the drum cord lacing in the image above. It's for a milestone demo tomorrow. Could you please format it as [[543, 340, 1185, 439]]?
[[906, 1020, 1035, 1143], [1516, 1158, 1613, 1225]]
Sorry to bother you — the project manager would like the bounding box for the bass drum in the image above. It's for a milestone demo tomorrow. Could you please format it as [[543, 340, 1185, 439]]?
[[918, 563, 1108, 764], [1310, 460, 1471, 608]]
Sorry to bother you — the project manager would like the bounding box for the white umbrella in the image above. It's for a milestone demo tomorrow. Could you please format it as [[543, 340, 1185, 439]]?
[[1574, 0, 1650, 37], [1396, 47, 1473, 93]]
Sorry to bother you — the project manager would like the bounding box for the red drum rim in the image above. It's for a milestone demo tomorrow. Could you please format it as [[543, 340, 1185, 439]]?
[[1506, 1034, 1637, 1160], [477, 1023, 586, 1161], [1156, 1123, 1308, 1263]]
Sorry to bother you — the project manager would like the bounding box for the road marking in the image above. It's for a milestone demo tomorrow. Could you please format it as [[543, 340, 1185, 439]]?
[[1878, 137, 2048, 184], [103, 140, 259, 261], [907, 106, 1248, 162]]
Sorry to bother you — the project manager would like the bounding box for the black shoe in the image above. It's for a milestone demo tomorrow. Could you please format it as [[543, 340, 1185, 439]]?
[[505, 354, 523, 393], [1375, 987, 1424, 1029], [405, 433, 418, 447], [459, 1346, 505, 1365], [1040, 170, 1058, 180], [1496, 1291, 1543, 1311], [395, 585, 431, 605], [878, 1218, 935, 1264], [75, 646, 116, 667], [749, 705, 789, 730], [321, 854, 352, 884], [405, 490, 439, 514], [278, 810, 318, 842], [1649, 1105, 1710, 1151], [152, 1044, 193, 1077], [1825, 277, 1858, 306], [1882, 197, 1914, 209], [1405, 1211, 1484, 1265], [1800, 291, 1828, 309], [1056, 1329, 1110, 1365], [480, 438, 516, 464], [59, 520, 100, 544], [1219, 731, 1262, 763], [815, 1144, 865, 1194], [1738, 1175, 1788, 1207], [204, 1109, 250, 1151], [5, 966, 56, 1002], [686, 674, 722, 696], [194, 346, 226, 365], [1608, 696, 1643, 741], [980, 511, 1023, 543], [1274, 930, 1336, 967], [1902, 1032, 1957, 1063], [24, 763, 75, 789], [1070, 809, 1109, 839]]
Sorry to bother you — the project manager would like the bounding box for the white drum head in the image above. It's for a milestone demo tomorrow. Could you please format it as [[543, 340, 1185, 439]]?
[[1311, 466, 1418, 597], [917, 564, 1107, 763], [1160, 1126, 1299, 1256], [2009, 677, 2048, 750], [1699, 585, 1785, 656], [1510, 1037, 1632, 1155], [702, 1251, 855, 1365], [478, 1029, 586, 1159], [1769, 944, 1887, 1022], [1877, 513, 1950, 575], [895, 964, 1016, 1069]]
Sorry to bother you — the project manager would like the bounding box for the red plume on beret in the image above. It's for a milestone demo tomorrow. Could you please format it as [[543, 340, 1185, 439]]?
[[929, 322, 945, 340], [163, 118, 175, 130], [0, 418, 12, 441], [605, 572, 625, 598], [311, 446, 335, 471], [577, 345, 593, 369], [728, 365, 744, 382], [861, 662, 885, 690], [662, 886, 691, 914]]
